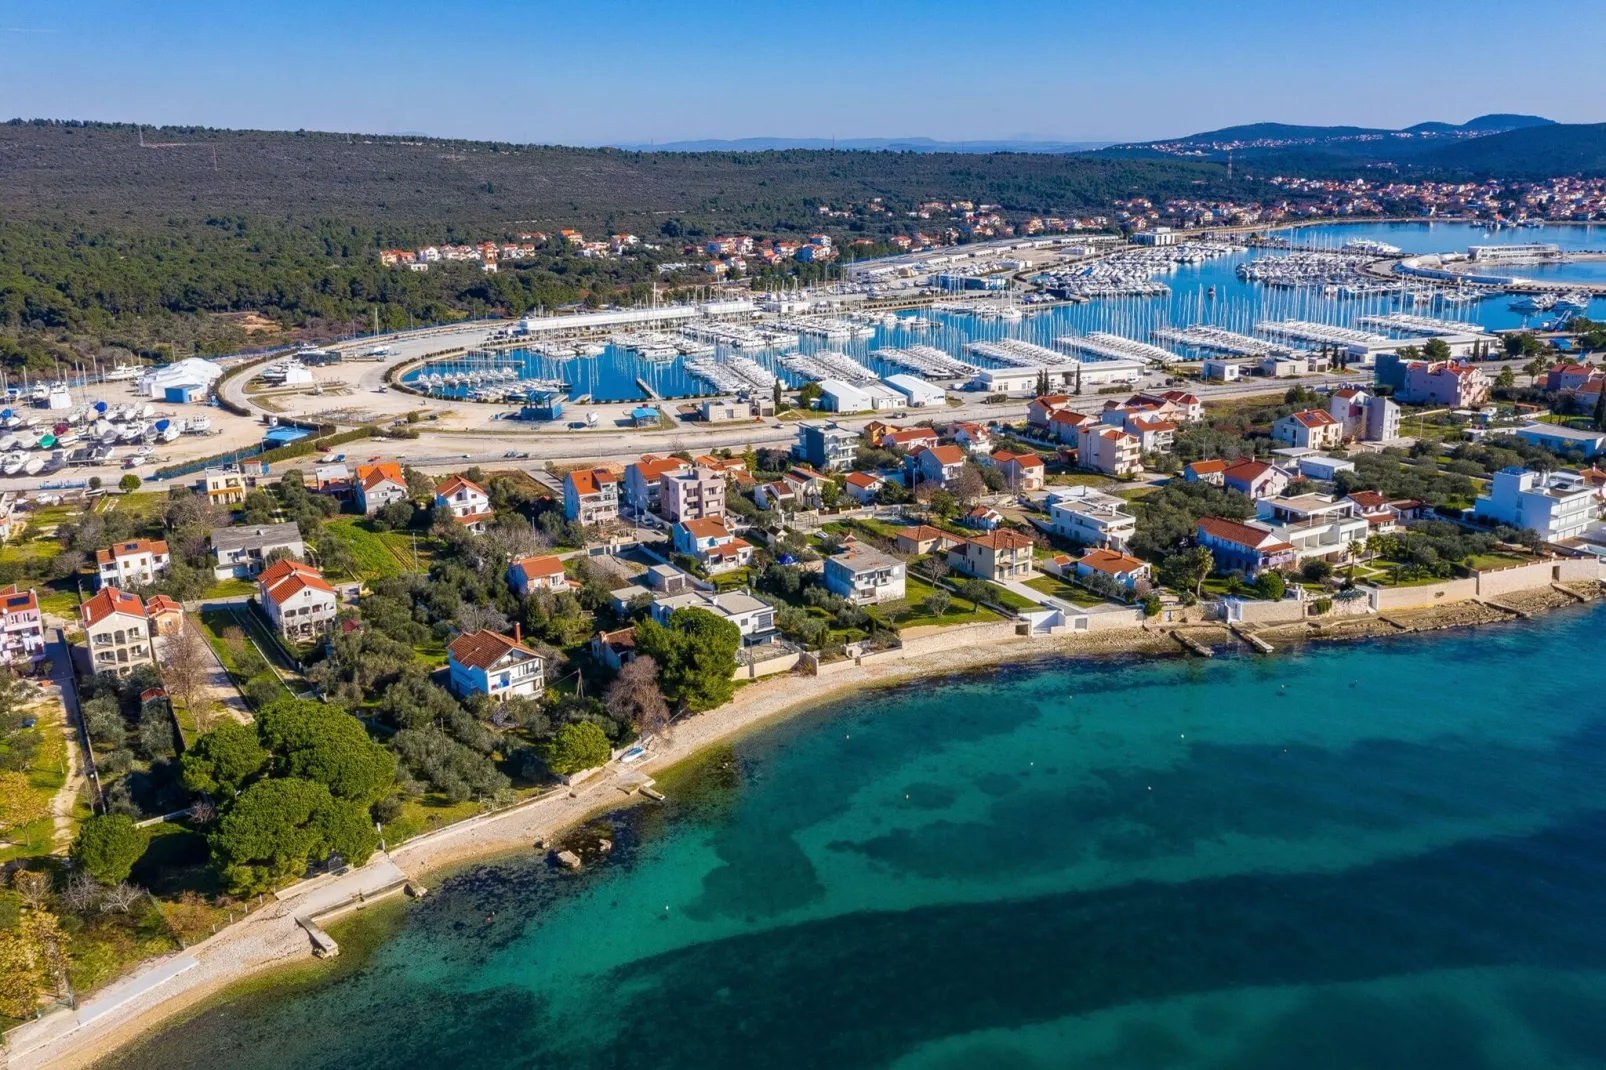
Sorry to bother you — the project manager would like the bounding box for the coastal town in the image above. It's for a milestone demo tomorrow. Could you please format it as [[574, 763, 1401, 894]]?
[[0, 268, 1603, 1062]]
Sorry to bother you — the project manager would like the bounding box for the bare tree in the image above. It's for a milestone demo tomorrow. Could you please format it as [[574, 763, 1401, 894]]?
[[922, 555, 950, 584], [456, 603, 511, 635], [950, 467, 987, 509], [605, 656, 672, 740], [161, 622, 214, 733], [188, 798, 217, 825], [59, 872, 101, 914], [99, 883, 144, 914], [11, 870, 51, 911]]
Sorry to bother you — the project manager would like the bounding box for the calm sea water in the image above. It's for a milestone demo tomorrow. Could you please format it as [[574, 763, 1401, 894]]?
[[105, 604, 1606, 1069], [406, 221, 1606, 403]]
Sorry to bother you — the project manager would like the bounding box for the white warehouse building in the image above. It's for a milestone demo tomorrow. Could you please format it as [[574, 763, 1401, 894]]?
[[882, 374, 947, 407], [136, 358, 224, 400], [818, 378, 907, 414]]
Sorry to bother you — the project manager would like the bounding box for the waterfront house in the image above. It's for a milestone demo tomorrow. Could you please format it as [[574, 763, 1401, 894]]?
[[824, 545, 907, 605], [257, 559, 339, 642], [355, 463, 408, 515], [563, 467, 621, 525], [0, 585, 44, 666], [1074, 548, 1151, 591], [81, 587, 154, 677], [590, 626, 636, 671], [211, 522, 305, 580], [650, 589, 777, 647], [1473, 467, 1598, 541], [672, 517, 753, 574], [508, 555, 568, 597], [1195, 517, 1295, 577], [96, 539, 170, 590], [435, 475, 494, 533], [1255, 494, 1370, 564], [947, 529, 1034, 582], [1049, 486, 1137, 550], [447, 627, 546, 702]]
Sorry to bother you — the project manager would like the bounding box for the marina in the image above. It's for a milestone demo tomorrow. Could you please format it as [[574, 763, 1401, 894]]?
[[1055, 330, 1180, 366], [870, 345, 977, 379], [778, 350, 878, 383]]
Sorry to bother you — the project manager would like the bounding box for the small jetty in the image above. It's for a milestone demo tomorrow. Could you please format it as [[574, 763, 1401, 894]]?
[[1478, 598, 1529, 620], [296, 916, 339, 958], [640, 786, 666, 802], [635, 377, 662, 400], [1171, 630, 1214, 658], [1550, 583, 1588, 603], [1229, 624, 1274, 654]]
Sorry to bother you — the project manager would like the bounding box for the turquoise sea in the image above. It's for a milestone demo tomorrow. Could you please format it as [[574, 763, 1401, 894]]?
[[106, 604, 1606, 1068]]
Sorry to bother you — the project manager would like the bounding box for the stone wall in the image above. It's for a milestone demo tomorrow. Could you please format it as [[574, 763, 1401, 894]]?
[[1473, 557, 1597, 598], [1368, 578, 1478, 612]]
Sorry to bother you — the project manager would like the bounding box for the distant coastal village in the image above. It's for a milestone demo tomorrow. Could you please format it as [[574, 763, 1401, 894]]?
[[372, 174, 1606, 280]]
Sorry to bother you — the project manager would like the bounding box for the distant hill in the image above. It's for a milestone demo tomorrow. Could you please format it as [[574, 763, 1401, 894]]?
[[615, 136, 1111, 154], [1093, 115, 1560, 166], [1416, 122, 1606, 176]]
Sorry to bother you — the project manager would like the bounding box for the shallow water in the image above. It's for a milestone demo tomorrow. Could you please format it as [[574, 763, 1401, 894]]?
[[105, 605, 1606, 1069]]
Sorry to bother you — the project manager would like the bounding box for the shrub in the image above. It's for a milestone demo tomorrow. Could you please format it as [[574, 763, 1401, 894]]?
[[71, 814, 148, 885]]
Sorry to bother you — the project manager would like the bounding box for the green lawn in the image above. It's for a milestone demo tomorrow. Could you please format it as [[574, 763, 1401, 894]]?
[[36, 582, 83, 618], [324, 517, 405, 580], [372, 528, 431, 572], [1024, 573, 1109, 608], [983, 583, 1041, 612], [379, 795, 485, 844], [200, 577, 257, 599], [198, 607, 296, 706], [877, 576, 1003, 630], [1465, 552, 1536, 572]]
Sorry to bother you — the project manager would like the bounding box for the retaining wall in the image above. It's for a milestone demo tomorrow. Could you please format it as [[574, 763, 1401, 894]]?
[[1369, 578, 1478, 612], [1474, 558, 1597, 598]]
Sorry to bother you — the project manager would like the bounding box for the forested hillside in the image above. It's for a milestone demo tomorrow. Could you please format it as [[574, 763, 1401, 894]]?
[[0, 119, 1250, 369]]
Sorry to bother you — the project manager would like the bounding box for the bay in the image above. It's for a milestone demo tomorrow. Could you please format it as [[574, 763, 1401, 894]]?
[[105, 604, 1606, 1069]]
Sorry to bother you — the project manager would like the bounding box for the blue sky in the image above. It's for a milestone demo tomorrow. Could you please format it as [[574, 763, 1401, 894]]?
[[2, 0, 1602, 144]]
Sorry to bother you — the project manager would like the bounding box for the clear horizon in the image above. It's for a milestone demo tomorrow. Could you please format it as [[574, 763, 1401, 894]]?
[[1, 0, 1603, 146]]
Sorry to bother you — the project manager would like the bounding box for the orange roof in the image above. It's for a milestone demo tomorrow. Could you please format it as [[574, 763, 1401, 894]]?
[[1346, 490, 1389, 510], [925, 445, 966, 465], [1223, 459, 1275, 481], [680, 516, 732, 540], [1130, 417, 1178, 432], [632, 455, 690, 480], [448, 629, 538, 671], [256, 558, 320, 587], [1077, 548, 1148, 576], [95, 539, 169, 566], [884, 427, 938, 446], [843, 472, 883, 488], [81, 587, 146, 627], [436, 474, 488, 499], [0, 585, 38, 614], [966, 530, 1033, 552], [991, 449, 1044, 468], [356, 463, 405, 492], [704, 537, 751, 560], [144, 594, 183, 615], [1032, 395, 1071, 407], [1160, 390, 1200, 405], [263, 572, 336, 606], [1289, 410, 1338, 429], [512, 554, 565, 579], [897, 525, 960, 546], [567, 467, 618, 495], [1050, 409, 1092, 425], [1197, 516, 1291, 551], [1187, 459, 1228, 475]]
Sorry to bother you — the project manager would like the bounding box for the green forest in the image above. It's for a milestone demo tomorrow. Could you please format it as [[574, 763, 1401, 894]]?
[[0, 119, 1257, 370]]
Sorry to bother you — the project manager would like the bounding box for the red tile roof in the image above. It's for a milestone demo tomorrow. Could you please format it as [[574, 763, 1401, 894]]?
[[436, 474, 488, 498], [1197, 516, 1291, 551], [144, 594, 183, 615], [843, 472, 883, 489], [991, 449, 1044, 468], [925, 445, 966, 465], [512, 554, 565, 579], [966, 530, 1033, 552], [448, 629, 538, 671], [1223, 460, 1275, 481], [95, 539, 169, 566], [81, 587, 146, 627], [631, 455, 690, 480], [356, 462, 405, 492], [1078, 548, 1148, 576], [680, 517, 733, 540], [1186, 459, 1228, 476], [256, 558, 320, 587], [0, 585, 37, 614], [1346, 490, 1390, 511], [263, 572, 336, 606], [1290, 410, 1338, 428]]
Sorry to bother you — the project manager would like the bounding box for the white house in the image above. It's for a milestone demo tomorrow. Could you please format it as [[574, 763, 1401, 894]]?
[[355, 463, 409, 515], [95, 539, 170, 590], [257, 559, 339, 641], [1272, 410, 1344, 451], [651, 589, 778, 647], [1049, 486, 1137, 550], [1474, 467, 1598, 541], [80, 587, 154, 677], [447, 628, 546, 702], [212, 523, 305, 580], [823, 545, 907, 605], [672, 517, 753, 573], [0, 585, 45, 667], [563, 467, 621, 524], [842, 471, 886, 504], [435, 475, 494, 533], [1074, 549, 1151, 590]]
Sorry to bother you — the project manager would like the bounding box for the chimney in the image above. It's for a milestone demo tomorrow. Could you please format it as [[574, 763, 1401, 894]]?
[[514, 622, 522, 643]]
